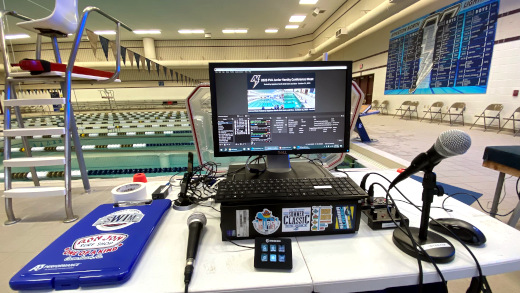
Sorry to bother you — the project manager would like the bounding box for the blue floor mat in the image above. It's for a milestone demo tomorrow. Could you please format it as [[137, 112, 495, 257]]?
[[410, 175, 482, 206]]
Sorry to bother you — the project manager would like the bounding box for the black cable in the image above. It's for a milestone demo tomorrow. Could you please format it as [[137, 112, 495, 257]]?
[[197, 203, 220, 213], [245, 155, 266, 174], [368, 182, 425, 292], [441, 192, 517, 217], [392, 198, 452, 212], [302, 154, 324, 166], [365, 172, 487, 293], [219, 224, 255, 249], [226, 239, 255, 250], [168, 171, 183, 185], [217, 165, 245, 179], [429, 217, 484, 293], [382, 184, 449, 293], [516, 177, 520, 200], [334, 167, 351, 178]]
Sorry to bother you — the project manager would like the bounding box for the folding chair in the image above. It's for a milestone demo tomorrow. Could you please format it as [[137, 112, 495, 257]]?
[[405, 101, 419, 120], [498, 106, 520, 136], [371, 100, 379, 111], [393, 101, 411, 118], [421, 101, 444, 122], [441, 102, 466, 126], [376, 100, 389, 114], [470, 104, 503, 131]]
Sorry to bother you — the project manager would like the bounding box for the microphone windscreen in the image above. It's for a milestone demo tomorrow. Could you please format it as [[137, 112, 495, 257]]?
[[434, 129, 471, 157], [187, 212, 207, 226]]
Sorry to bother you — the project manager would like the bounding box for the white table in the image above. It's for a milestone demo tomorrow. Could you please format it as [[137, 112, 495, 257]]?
[[23, 171, 520, 293], [300, 171, 520, 293], [48, 181, 313, 293]]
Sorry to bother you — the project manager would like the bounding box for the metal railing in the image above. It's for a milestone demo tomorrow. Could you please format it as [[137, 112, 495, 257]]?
[[1, 6, 132, 224]]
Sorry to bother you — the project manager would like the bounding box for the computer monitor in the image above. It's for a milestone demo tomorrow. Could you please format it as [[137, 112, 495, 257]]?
[[209, 61, 352, 176]]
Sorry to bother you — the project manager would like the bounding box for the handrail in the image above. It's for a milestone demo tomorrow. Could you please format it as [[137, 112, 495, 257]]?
[[0, 10, 34, 78], [87, 7, 132, 31], [66, 6, 132, 84], [63, 6, 132, 207], [4, 11, 32, 21]]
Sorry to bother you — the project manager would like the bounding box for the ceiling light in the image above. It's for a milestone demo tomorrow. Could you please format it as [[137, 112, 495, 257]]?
[[289, 15, 306, 22], [300, 0, 318, 4], [265, 29, 278, 33], [94, 30, 116, 35], [222, 29, 248, 34], [5, 34, 30, 40], [133, 29, 161, 34], [178, 29, 205, 34], [285, 25, 299, 29]]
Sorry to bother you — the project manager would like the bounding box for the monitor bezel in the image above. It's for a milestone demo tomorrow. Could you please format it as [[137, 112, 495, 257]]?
[[209, 61, 352, 157]]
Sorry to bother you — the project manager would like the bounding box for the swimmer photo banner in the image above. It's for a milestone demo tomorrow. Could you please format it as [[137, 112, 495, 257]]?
[[384, 0, 499, 95]]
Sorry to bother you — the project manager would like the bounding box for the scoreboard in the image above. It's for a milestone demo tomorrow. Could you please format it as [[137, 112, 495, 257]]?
[[384, 0, 499, 95]]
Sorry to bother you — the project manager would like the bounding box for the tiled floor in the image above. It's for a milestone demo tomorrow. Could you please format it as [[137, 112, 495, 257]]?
[[360, 114, 520, 224], [0, 113, 519, 292]]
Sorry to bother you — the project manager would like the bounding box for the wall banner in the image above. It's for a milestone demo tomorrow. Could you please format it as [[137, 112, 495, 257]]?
[[384, 0, 499, 95]]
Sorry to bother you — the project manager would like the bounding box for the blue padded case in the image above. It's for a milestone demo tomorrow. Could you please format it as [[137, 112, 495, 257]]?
[[10, 199, 171, 290]]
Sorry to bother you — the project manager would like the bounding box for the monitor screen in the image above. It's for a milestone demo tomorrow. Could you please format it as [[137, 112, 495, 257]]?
[[209, 61, 352, 157]]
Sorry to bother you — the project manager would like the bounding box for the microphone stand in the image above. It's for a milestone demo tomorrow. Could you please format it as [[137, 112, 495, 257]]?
[[392, 170, 455, 263], [173, 152, 197, 211]]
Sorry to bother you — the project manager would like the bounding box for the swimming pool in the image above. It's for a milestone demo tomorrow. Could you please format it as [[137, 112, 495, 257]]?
[[1, 109, 364, 181], [1, 110, 198, 180], [247, 93, 303, 110], [283, 93, 303, 109]]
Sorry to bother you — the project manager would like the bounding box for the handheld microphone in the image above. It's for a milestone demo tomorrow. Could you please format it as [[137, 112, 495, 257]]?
[[389, 129, 471, 190], [184, 212, 207, 291]]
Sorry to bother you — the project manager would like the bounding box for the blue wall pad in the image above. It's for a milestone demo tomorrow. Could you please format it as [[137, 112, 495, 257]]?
[[410, 175, 482, 206]]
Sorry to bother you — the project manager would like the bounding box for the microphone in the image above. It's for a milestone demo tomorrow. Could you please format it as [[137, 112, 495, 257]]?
[[184, 212, 207, 291], [389, 129, 471, 190]]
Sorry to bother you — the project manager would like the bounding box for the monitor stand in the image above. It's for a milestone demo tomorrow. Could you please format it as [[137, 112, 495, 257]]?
[[226, 155, 332, 181]]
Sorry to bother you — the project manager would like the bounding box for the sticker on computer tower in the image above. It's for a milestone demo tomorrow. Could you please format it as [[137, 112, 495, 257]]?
[[311, 206, 333, 231], [282, 207, 311, 232], [252, 209, 280, 235], [335, 205, 355, 230], [236, 210, 249, 237]]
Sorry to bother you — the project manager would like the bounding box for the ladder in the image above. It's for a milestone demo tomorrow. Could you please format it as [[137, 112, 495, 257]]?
[[1, 8, 131, 224]]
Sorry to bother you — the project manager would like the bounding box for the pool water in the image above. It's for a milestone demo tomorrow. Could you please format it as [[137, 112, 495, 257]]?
[[248, 98, 283, 109], [283, 93, 303, 109], [1, 111, 197, 180], [1, 109, 364, 181], [247, 93, 303, 110]]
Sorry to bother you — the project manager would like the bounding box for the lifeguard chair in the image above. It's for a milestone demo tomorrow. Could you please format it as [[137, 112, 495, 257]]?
[[100, 89, 118, 112], [1, 0, 132, 224]]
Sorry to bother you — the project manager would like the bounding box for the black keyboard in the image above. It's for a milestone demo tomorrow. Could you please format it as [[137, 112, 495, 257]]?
[[215, 176, 367, 203]]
